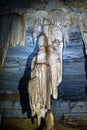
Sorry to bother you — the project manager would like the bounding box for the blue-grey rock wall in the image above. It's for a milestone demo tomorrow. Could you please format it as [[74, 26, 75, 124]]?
[[0, 27, 87, 120], [59, 27, 87, 100]]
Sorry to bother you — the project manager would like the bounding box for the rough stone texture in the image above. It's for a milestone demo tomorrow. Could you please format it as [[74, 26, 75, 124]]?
[[0, 99, 87, 121], [51, 99, 87, 121], [59, 27, 87, 100]]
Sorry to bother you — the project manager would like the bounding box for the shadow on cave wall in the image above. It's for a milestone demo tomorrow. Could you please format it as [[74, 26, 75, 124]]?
[[18, 40, 39, 118]]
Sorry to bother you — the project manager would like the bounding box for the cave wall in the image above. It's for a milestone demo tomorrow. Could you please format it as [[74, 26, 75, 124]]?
[[0, 26, 87, 120], [59, 27, 87, 100]]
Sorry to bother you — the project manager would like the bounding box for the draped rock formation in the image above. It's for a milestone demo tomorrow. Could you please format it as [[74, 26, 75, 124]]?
[[1, 5, 87, 73], [0, 13, 26, 72], [28, 20, 63, 125], [27, 7, 87, 125]]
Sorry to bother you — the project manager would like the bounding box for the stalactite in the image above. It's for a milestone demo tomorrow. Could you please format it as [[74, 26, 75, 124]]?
[[28, 20, 63, 126], [48, 23, 63, 99], [62, 27, 70, 48], [48, 9, 64, 25], [0, 14, 26, 46], [78, 14, 87, 54], [0, 41, 9, 73], [33, 19, 42, 44], [48, 9, 71, 47], [0, 13, 26, 72]]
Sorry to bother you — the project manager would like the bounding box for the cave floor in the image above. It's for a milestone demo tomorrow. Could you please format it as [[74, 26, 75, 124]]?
[[1, 119, 87, 130]]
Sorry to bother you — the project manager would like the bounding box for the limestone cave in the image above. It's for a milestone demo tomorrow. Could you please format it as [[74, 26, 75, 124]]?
[[0, 0, 87, 130]]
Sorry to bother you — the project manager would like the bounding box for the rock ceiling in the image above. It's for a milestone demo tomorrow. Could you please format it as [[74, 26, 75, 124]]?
[[0, 0, 87, 72]]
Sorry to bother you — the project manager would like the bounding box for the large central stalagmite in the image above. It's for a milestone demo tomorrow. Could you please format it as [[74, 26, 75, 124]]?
[[28, 20, 63, 126]]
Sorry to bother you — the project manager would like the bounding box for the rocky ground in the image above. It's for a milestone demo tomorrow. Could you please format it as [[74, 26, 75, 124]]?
[[1, 118, 87, 130]]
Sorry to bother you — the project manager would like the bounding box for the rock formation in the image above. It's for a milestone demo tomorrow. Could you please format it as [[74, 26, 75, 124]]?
[[28, 19, 63, 125], [0, 0, 87, 73], [0, 0, 87, 128]]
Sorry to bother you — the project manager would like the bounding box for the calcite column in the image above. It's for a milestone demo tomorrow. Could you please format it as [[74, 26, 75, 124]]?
[[28, 19, 63, 127], [28, 32, 49, 125]]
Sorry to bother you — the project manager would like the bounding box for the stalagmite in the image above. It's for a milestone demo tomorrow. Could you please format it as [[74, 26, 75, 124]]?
[[46, 112, 55, 130], [0, 13, 26, 72], [28, 19, 63, 127], [28, 32, 49, 125]]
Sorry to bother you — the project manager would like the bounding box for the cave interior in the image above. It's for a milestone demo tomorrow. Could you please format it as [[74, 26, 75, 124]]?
[[0, 0, 87, 128]]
